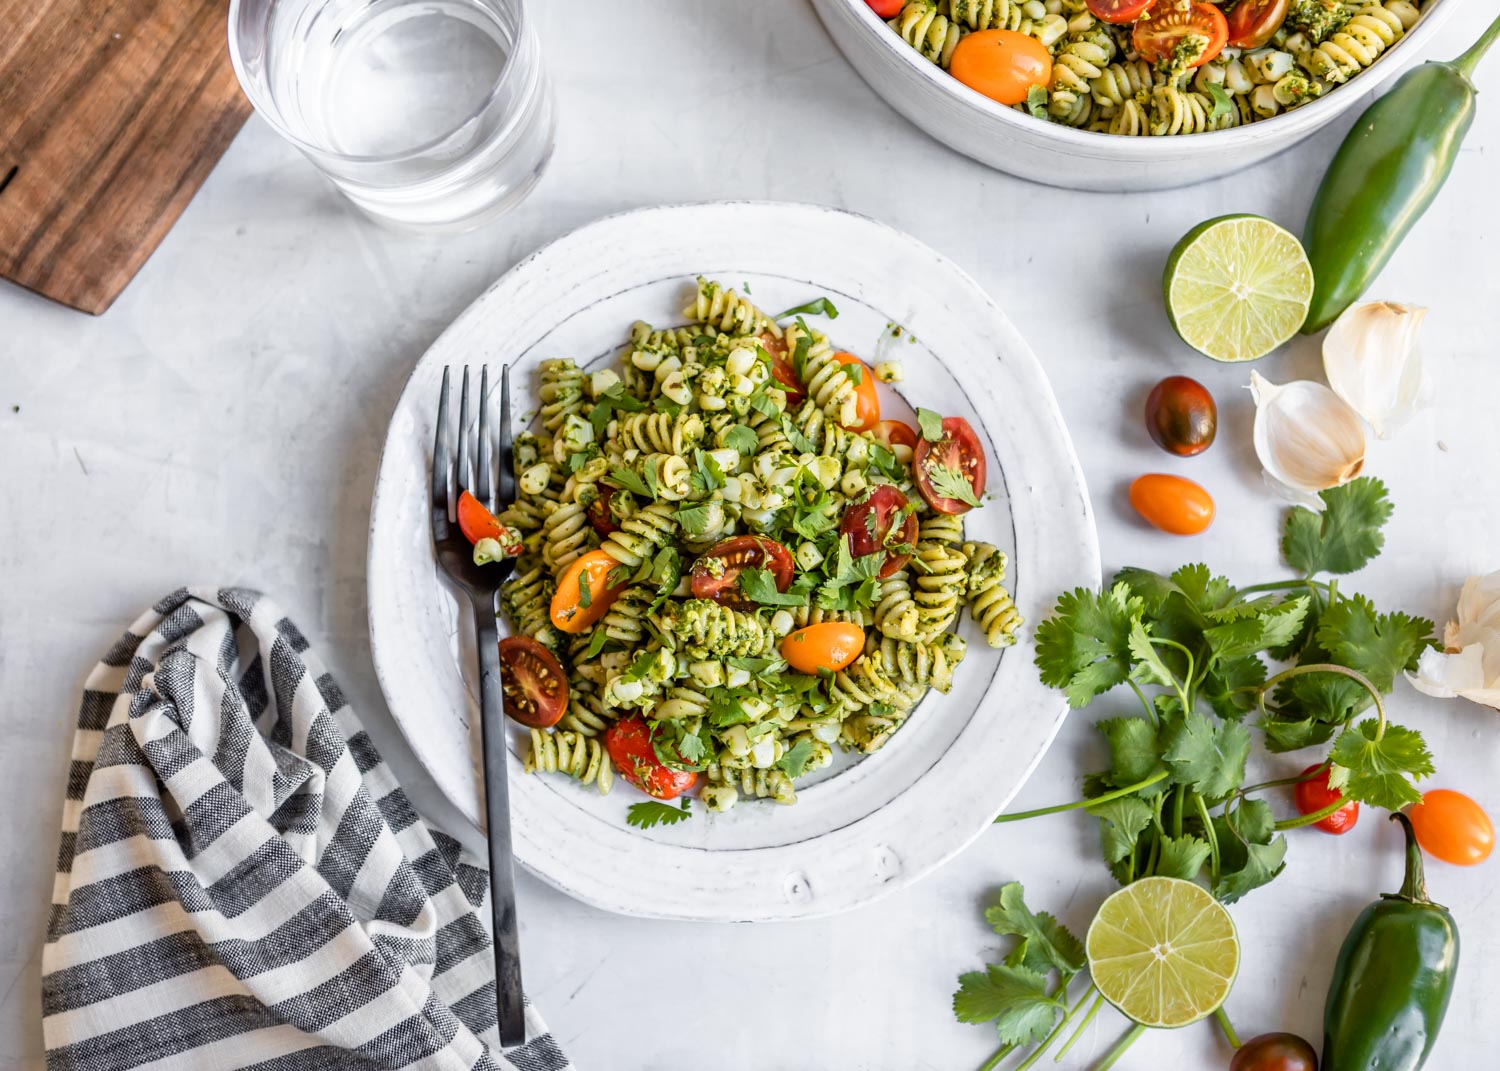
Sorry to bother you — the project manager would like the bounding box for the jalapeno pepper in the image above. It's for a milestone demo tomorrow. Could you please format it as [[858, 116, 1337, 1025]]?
[[1321, 813, 1460, 1071], [1301, 14, 1500, 334]]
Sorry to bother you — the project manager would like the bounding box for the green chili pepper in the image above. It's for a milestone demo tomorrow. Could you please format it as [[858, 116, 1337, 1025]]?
[[1321, 813, 1459, 1071], [1302, 14, 1500, 334]]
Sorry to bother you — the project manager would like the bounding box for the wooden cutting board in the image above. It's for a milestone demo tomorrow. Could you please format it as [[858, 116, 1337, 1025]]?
[[0, 0, 252, 315]]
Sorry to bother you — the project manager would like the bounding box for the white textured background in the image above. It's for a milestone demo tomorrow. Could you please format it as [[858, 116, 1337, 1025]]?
[[3, 2, 1499, 1068]]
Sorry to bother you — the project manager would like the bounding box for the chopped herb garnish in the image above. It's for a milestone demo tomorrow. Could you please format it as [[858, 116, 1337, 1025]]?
[[625, 798, 692, 829], [776, 296, 840, 320], [916, 408, 945, 442]]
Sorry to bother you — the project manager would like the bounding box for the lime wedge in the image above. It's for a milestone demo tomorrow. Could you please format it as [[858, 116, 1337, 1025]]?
[[1086, 876, 1240, 1029], [1163, 214, 1313, 362]]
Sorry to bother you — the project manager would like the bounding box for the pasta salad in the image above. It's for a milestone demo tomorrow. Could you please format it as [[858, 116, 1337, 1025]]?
[[466, 279, 1021, 817], [875, 0, 1427, 136]]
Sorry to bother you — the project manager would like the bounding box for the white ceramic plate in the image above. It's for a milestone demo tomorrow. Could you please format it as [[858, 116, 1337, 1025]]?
[[367, 202, 1099, 921]]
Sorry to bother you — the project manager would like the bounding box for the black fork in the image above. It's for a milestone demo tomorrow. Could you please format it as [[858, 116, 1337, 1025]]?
[[430, 364, 524, 1047]]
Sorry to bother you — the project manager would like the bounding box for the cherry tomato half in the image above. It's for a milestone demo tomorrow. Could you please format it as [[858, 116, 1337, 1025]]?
[[457, 489, 515, 547], [915, 416, 987, 515], [949, 29, 1054, 107], [1408, 789, 1494, 866], [690, 536, 795, 610], [1145, 376, 1218, 457], [760, 330, 804, 404], [586, 486, 622, 536], [1129, 473, 1214, 535], [782, 622, 866, 674], [871, 420, 918, 456], [605, 716, 698, 800], [1293, 764, 1359, 835], [1226, 0, 1290, 50], [865, 0, 905, 17], [497, 636, 568, 728], [841, 485, 917, 579], [1087, 0, 1155, 25], [833, 352, 880, 431], [1229, 1032, 1318, 1071], [1133, 2, 1228, 68], [550, 549, 626, 634]]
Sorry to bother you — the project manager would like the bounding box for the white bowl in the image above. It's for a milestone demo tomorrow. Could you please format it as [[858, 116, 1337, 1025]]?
[[812, 0, 1457, 191]]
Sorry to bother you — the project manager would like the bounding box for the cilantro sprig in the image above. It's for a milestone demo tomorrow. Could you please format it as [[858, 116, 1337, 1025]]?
[[625, 798, 692, 830]]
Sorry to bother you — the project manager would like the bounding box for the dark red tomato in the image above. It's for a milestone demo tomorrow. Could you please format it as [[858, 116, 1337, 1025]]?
[[497, 636, 568, 728], [1226, 0, 1290, 49], [586, 487, 620, 536], [841, 485, 917, 578], [689, 536, 795, 609], [871, 419, 918, 454], [760, 330, 804, 404], [1229, 1032, 1318, 1071], [865, 0, 905, 16], [1087, 0, 1155, 24], [914, 416, 987, 515], [1145, 375, 1217, 457], [605, 716, 698, 800], [1294, 764, 1359, 834], [1133, 2, 1228, 67]]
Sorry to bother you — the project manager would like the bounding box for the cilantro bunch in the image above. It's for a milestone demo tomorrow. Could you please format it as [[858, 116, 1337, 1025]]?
[[1020, 477, 1436, 902]]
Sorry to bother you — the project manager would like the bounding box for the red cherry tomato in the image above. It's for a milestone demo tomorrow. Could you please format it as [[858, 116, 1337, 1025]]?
[[865, 0, 905, 16], [1408, 789, 1494, 865], [605, 716, 698, 800], [1226, 0, 1290, 49], [782, 622, 866, 674], [586, 486, 621, 536], [760, 331, 804, 404], [689, 536, 795, 610], [840, 485, 917, 578], [948, 29, 1054, 107], [497, 636, 568, 728], [1087, 0, 1155, 24], [1229, 1032, 1318, 1071], [457, 490, 516, 548], [1145, 375, 1217, 457], [914, 416, 987, 515], [832, 352, 880, 431], [871, 420, 918, 455], [1133, 2, 1228, 67], [1294, 764, 1359, 835], [1129, 474, 1214, 535]]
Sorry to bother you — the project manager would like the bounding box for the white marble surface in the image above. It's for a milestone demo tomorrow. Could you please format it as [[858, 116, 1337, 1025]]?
[[3, 2, 1499, 1068]]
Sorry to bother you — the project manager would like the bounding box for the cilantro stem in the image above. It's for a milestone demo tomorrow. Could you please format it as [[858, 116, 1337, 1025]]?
[[1237, 579, 1331, 596], [1241, 760, 1331, 794], [1095, 1023, 1147, 1071], [1214, 1007, 1241, 1049], [1195, 793, 1221, 886], [1012, 981, 1093, 1071], [1055, 994, 1106, 1063], [1172, 784, 1185, 839], [1149, 636, 1195, 711], [975, 1042, 1013, 1071], [1127, 679, 1157, 726], [1275, 797, 1348, 830], [1260, 662, 1387, 741], [993, 770, 1170, 823]]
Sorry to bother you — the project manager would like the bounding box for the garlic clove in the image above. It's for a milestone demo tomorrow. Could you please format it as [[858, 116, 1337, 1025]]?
[[1250, 371, 1367, 500], [1323, 300, 1431, 439]]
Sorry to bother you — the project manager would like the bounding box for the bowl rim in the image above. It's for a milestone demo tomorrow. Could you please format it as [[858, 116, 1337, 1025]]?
[[833, 0, 1455, 152]]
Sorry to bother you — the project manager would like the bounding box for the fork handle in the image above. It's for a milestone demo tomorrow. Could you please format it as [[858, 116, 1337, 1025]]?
[[474, 600, 526, 1047]]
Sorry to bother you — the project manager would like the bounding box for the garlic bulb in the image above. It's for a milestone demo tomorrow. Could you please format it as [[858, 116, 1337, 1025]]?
[[1408, 570, 1500, 711], [1250, 372, 1367, 502], [1323, 301, 1431, 439]]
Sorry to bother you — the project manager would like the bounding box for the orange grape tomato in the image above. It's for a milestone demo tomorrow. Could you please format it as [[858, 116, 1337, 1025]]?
[[549, 549, 626, 633], [1129, 474, 1214, 535], [781, 622, 866, 674], [1408, 789, 1494, 866], [833, 352, 880, 431], [1133, 2, 1228, 68], [948, 29, 1053, 107]]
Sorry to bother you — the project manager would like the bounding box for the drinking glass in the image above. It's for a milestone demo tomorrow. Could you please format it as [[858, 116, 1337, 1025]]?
[[228, 0, 554, 231]]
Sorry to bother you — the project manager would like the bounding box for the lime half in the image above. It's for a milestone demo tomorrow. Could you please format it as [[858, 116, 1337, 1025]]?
[[1163, 214, 1313, 362], [1086, 876, 1240, 1029]]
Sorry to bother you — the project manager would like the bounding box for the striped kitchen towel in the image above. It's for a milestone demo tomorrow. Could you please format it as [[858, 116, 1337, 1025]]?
[[42, 587, 570, 1071]]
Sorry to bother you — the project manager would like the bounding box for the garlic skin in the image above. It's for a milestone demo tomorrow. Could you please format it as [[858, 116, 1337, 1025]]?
[[1323, 301, 1431, 439], [1408, 570, 1500, 710], [1249, 372, 1367, 503]]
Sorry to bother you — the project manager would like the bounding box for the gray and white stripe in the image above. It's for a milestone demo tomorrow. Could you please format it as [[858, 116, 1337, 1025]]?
[[44, 588, 570, 1071]]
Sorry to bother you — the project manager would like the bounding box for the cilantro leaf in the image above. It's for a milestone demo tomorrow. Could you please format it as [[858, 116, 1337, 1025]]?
[[1025, 84, 1049, 120], [1282, 477, 1393, 576], [577, 570, 592, 609], [609, 466, 654, 500], [582, 628, 610, 660], [952, 964, 1060, 1046], [916, 407, 944, 442], [675, 503, 717, 538], [777, 738, 815, 778], [722, 424, 759, 455], [928, 462, 982, 508], [1200, 655, 1267, 721], [1088, 796, 1154, 865], [776, 296, 839, 320], [1259, 714, 1337, 753], [1212, 797, 1285, 903], [1127, 618, 1177, 688], [625, 799, 692, 830], [1203, 597, 1308, 662], [1154, 834, 1212, 882], [843, 361, 863, 387], [1328, 720, 1433, 809], [1162, 712, 1251, 800], [1095, 716, 1163, 789], [1035, 584, 1141, 708], [816, 538, 881, 611], [1205, 82, 1233, 122], [739, 568, 806, 607], [1214, 836, 1287, 903], [984, 882, 1086, 977], [1315, 595, 1435, 693]]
